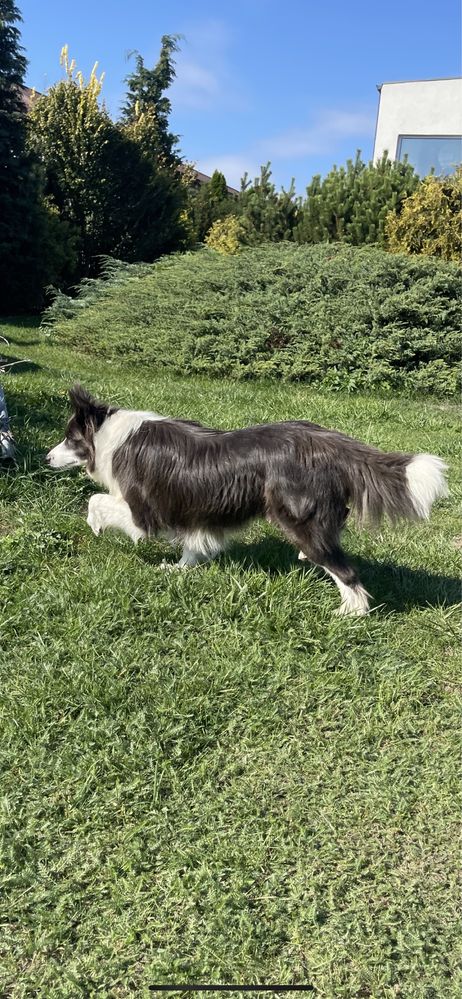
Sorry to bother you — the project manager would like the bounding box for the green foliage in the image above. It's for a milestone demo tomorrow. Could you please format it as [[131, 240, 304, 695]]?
[[238, 164, 299, 244], [190, 170, 237, 242], [0, 0, 45, 311], [45, 242, 461, 396], [205, 214, 246, 254], [1, 316, 461, 995], [121, 34, 181, 167], [28, 50, 113, 277], [295, 152, 419, 246], [386, 170, 462, 262], [28, 47, 186, 284]]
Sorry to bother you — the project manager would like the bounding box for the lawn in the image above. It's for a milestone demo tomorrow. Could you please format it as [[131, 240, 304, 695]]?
[[0, 317, 461, 998]]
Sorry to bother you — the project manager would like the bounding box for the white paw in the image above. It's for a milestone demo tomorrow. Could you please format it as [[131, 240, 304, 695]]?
[[334, 602, 369, 617], [86, 495, 105, 536], [298, 551, 308, 561], [158, 558, 180, 571]]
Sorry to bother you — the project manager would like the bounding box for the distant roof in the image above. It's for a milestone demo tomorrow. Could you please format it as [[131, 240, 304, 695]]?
[[21, 85, 40, 109], [178, 164, 239, 196], [377, 76, 462, 91]]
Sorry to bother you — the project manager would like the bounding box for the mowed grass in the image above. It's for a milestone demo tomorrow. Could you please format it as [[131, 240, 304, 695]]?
[[0, 317, 461, 998]]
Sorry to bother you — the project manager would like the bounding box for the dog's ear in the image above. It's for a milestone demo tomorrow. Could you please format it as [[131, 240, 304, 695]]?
[[69, 384, 97, 412], [69, 384, 109, 428]]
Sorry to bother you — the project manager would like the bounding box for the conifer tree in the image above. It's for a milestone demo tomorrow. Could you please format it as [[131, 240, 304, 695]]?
[[295, 152, 418, 246], [190, 170, 236, 242], [29, 46, 186, 279], [122, 35, 181, 168], [0, 0, 43, 311], [238, 164, 299, 244]]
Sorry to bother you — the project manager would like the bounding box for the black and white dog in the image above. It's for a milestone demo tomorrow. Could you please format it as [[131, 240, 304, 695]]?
[[46, 385, 448, 616]]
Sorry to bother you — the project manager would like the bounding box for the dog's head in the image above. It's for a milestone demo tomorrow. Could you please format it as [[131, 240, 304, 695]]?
[[46, 384, 113, 471]]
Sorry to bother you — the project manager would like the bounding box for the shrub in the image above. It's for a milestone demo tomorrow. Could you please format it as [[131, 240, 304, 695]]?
[[44, 243, 461, 396], [295, 152, 419, 247], [385, 170, 462, 262], [237, 164, 299, 245], [205, 215, 246, 254], [189, 171, 237, 243]]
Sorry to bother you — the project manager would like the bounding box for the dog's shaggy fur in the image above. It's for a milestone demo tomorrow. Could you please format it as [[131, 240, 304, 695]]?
[[46, 385, 448, 615]]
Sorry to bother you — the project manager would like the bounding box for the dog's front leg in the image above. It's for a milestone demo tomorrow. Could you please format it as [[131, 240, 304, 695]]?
[[86, 494, 146, 543]]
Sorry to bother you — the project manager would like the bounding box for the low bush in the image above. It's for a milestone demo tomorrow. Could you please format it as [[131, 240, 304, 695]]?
[[205, 215, 246, 254], [44, 242, 461, 395], [386, 170, 462, 263]]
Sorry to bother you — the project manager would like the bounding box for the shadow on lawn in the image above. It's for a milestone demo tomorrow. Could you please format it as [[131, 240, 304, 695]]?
[[0, 316, 41, 346], [0, 354, 41, 375], [226, 537, 461, 612]]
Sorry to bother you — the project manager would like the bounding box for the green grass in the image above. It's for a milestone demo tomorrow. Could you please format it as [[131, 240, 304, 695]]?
[[0, 317, 461, 998]]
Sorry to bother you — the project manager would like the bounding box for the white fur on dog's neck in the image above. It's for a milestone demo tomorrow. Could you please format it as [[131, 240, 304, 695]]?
[[90, 409, 165, 494]]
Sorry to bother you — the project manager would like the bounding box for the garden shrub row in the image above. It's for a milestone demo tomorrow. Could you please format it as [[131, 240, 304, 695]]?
[[45, 243, 461, 395]]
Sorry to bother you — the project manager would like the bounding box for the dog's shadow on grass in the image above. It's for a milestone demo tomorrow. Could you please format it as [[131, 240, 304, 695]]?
[[225, 537, 461, 612], [136, 535, 460, 612]]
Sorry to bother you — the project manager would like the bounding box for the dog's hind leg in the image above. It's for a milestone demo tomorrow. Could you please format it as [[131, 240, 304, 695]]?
[[296, 530, 369, 615], [87, 494, 146, 543], [269, 497, 369, 616]]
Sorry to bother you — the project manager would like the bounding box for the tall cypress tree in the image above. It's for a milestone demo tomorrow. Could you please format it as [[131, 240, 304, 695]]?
[[0, 0, 42, 311], [119, 34, 187, 255]]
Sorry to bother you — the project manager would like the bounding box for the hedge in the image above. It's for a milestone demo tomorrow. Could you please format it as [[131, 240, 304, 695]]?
[[44, 243, 461, 395]]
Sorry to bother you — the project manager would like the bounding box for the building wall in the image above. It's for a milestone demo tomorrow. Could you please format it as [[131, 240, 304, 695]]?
[[373, 78, 462, 162]]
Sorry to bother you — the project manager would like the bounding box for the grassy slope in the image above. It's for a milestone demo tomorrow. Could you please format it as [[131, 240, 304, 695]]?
[[0, 317, 461, 998]]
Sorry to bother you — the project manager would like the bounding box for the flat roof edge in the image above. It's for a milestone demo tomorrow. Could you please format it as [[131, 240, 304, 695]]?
[[377, 76, 462, 87]]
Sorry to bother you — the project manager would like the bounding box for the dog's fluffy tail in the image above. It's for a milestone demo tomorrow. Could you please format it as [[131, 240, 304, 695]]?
[[344, 447, 448, 526]]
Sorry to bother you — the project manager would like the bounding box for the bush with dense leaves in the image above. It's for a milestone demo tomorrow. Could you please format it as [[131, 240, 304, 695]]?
[[295, 152, 418, 247], [205, 215, 246, 254], [44, 243, 461, 395], [386, 170, 462, 262]]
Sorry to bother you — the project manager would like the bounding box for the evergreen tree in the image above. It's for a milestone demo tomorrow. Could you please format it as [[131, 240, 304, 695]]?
[[28, 49, 117, 277], [28, 47, 186, 281], [295, 152, 418, 246], [238, 164, 300, 244], [119, 35, 187, 254], [121, 35, 181, 168], [0, 0, 43, 311], [190, 170, 236, 242]]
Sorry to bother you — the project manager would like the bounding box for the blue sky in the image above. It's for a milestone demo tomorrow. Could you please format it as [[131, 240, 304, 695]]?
[[20, 0, 461, 191]]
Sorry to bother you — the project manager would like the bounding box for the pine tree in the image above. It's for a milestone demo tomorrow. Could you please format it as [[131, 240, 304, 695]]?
[[119, 35, 187, 254], [238, 164, 299, 244], [295, 152, 419, 246], [0, 0, 43, 311]]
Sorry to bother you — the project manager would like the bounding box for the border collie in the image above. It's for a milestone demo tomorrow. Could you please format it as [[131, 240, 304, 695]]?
[[46, 385, 448, 616]]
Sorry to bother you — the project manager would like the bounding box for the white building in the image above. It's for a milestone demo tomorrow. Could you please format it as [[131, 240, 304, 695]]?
[[373, 77, 462, 177]]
